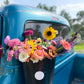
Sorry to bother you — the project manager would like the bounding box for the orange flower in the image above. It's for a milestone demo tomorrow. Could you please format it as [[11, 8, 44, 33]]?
[[34, 50, 44, 60], [29, 53, 34, 59], [43, 50, 52, 59], [61, 40, 71, 50], [49, 49, 57, 57], [48, 45, 56, 51], [37, 45, 43, 50]]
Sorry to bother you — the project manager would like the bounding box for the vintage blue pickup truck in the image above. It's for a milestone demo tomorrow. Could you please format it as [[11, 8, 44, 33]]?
[[0, 4, 84, 84]]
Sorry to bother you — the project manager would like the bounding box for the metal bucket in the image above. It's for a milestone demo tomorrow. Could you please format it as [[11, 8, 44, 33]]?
[[23, 58, 56, 84]]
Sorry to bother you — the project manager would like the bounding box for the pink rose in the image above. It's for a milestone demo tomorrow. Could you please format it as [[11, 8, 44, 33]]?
[[34, 50, 44, 60], [4, 35, 10, 44], [61, 40, 71, 50]]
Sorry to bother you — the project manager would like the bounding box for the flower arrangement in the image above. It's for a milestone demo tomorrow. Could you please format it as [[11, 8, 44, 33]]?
[[4, 27, 78, 63]]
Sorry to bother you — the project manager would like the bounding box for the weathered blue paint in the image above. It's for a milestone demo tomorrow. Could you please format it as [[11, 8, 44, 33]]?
[[55, 52, 74, 65], [54, 60, 74, 84], [74, 53, 84, 80], [0, 16, 1, 41], [1, 4, 70, 27], [53, 53, 84, 84], [53, 53, 77, 84]]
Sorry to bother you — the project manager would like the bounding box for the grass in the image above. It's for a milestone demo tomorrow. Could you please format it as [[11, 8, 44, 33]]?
[[74, 42, 84, 53], [74, 42, 84, 50]]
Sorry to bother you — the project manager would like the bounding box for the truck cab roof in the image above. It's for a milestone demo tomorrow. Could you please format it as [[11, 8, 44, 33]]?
[[0, 4, 70, 28]]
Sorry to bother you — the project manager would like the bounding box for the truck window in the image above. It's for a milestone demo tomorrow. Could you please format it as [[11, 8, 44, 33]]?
[[24, 21, 70, 39]]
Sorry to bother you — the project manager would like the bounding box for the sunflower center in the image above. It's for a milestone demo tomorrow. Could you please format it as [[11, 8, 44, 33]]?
[[47, 31, 52, 36]]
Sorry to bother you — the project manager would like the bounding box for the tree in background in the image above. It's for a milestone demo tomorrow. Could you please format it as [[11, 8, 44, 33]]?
[[37, 3, 56, 13], [75, 11, 84, 40], [60, 9, 73, 26], [37, 3, 42, 9], [69, 11, 84, 40], [4, 0, 9, 5], [60, 10, 74, 33], [60, 10, 71, 21], [76, 11, 84, 21]]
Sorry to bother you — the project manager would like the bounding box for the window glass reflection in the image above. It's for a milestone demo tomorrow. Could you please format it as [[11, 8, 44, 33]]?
[[25, 22, 70, 39]]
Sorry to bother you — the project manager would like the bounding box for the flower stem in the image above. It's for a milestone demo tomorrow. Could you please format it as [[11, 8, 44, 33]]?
[[55, 47, 64, 53], [29, 35, 31, 40]]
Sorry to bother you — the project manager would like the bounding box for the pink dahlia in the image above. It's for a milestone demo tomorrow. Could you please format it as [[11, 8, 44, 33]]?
[[14, 49, 19, 59], [34, 50, 44, 60], [7, 50, 14, 61], [24, 38, 28, 42], [8, 39, 21, 47], [4, 35, 10, 44], [19, 47, 29, 55], [61, 40, 71, 50], [24, 30, 33, 36]]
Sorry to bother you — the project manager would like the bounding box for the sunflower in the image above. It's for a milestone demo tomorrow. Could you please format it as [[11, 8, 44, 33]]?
[[43, 27, 56, 40]]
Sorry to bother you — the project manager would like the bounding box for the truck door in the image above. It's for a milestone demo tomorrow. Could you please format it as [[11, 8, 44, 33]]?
[[0, 15, 3, 57], [0, 16, 1, 44], [0, 15, 2, 45]]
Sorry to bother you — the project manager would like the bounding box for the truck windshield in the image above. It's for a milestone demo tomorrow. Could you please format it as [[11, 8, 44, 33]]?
[[25, 21, 70, 39]]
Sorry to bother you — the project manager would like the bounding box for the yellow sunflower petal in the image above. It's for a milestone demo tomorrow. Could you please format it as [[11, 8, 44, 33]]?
[[43, 27, 56, 40]]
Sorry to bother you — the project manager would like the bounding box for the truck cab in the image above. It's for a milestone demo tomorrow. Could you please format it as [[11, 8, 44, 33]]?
[[1, 5, 82, 84]]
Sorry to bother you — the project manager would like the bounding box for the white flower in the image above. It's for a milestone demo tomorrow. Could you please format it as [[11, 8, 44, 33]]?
[[19, 52, 29, 62], [31, 57, 39, 63], [56, 30, 58, 34]]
